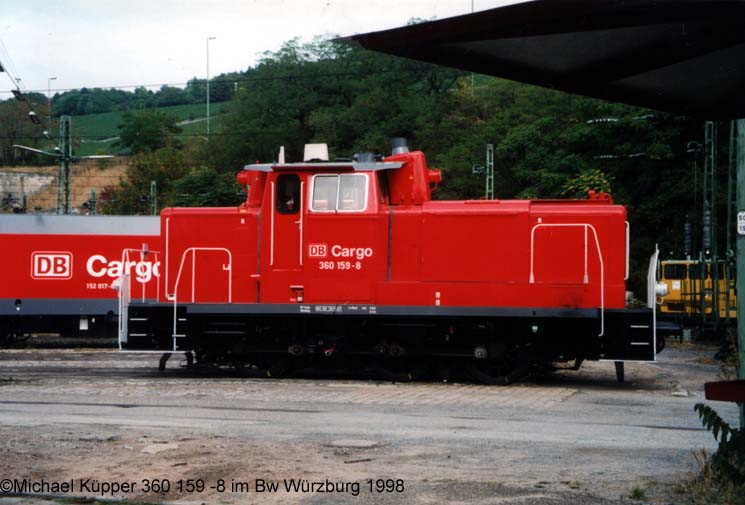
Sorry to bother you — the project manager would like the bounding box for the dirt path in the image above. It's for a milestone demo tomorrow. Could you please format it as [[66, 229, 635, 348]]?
[[0, 344, 738, 504]]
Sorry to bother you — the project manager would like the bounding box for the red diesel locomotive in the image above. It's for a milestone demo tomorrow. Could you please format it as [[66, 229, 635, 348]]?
[[0, 215, 160, 342], [118, 140, 660, 382]]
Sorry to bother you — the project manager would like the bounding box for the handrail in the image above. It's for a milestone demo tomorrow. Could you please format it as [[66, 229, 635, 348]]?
[[119, 247, 161, 303], [115, 245, 161, 349], [530, 223, 605, 336], [117, 273, 130, 350], [171, 247, 233, 350], [299, 180, 305, 266], [270, 181, 275, 266], [625, 221, 630, 281]]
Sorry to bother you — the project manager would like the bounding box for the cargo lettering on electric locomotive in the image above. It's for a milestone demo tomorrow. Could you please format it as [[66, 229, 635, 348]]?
[[0, 215, 160, 341], [86, 254, 160, 284]]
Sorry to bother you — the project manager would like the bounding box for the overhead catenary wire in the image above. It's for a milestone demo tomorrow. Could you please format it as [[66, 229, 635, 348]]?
[[0, 37, 23, 89], [0, 129, 286, 141], [0, 64, 462, 96], [0, 37, 54, 135]]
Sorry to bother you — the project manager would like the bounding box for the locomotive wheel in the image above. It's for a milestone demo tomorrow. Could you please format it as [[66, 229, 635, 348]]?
[[466, 344, 532, 385]]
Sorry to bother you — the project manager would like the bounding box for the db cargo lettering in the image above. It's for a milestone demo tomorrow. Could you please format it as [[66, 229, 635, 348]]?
[[331, 245, 373, 260], [86, 255, 160, 284], [32, 252, 73, 279], [309, 244, 373, 260]]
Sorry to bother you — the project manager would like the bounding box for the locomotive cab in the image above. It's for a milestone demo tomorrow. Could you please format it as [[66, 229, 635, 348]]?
[[238, 144, 401, 304]]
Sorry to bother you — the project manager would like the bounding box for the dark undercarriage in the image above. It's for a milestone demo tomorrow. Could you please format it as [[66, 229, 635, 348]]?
[[123, 303, 659, 384]]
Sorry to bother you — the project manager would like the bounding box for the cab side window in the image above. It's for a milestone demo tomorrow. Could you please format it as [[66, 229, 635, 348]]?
[[311, 174, 368, 212], [338, 174, 367, 211], [311, 175, 338, 212], [276, 174, 300, 214]]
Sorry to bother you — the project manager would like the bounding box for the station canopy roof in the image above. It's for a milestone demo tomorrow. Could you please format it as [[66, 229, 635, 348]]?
[[339, 0, 745, 119]]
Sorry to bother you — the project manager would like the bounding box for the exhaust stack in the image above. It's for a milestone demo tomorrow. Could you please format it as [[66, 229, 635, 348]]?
[[391, 137, 409, 155]]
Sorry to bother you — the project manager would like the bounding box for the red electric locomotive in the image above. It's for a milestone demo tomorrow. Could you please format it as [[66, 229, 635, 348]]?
[[0, 215, 160, 342], [120, 140, 661, 382]]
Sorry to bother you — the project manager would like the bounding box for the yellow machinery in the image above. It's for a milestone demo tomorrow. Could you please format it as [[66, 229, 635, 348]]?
[[659, 259, 736, 320]]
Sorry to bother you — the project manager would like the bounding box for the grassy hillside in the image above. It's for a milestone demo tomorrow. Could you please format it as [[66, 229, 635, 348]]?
[[71, 102, 233, 156]]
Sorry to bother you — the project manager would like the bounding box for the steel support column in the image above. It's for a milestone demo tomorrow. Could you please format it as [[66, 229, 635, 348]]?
[[736, 118, 745, 428]]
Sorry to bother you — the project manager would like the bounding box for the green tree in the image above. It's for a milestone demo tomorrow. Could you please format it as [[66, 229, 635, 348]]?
[[212, 37, 464, 171], [561, 168, 613, 198], [0, 99, 46, 165], [115, 109, 182, 154], [99, 147, 190, 214], [172, 167, 243, 207], [156, 85, 189, 107]]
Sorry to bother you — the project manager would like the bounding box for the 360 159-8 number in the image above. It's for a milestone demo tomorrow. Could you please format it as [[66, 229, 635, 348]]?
[[318, 261, 363, 270]]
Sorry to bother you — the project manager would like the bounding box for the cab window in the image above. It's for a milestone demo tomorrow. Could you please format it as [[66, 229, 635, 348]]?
[[276, 174, 300, 214], [311, 174, 368, 212], [310, 175, 337, 212]]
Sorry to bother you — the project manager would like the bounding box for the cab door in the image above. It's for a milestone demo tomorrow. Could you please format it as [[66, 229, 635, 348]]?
[[262, 173, 305, 302]]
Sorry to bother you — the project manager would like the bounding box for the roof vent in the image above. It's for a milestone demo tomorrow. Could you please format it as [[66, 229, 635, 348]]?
[[391, 137, 409, 155], [303, 143, 329, 162], [354, 152, 376, 163]]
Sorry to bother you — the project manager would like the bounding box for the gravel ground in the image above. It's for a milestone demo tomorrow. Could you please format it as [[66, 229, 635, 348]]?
[[0, 343, 739, 505]]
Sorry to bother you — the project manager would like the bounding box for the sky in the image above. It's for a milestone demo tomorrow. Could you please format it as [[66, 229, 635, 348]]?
[[0, 0, 525, 98]]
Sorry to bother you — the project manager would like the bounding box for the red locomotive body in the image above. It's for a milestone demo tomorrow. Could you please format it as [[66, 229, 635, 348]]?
[[122, 141, 658, 382], [0, 215, 160, 340]]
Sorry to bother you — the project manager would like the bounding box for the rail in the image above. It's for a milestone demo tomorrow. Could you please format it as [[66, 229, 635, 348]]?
[[529, 223, 605, 336], [170, 247, 233, 349]]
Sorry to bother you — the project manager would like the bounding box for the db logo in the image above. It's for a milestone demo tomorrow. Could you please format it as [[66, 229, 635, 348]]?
[[308, 244, 327, 258], [31, 252, 73, 279]]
